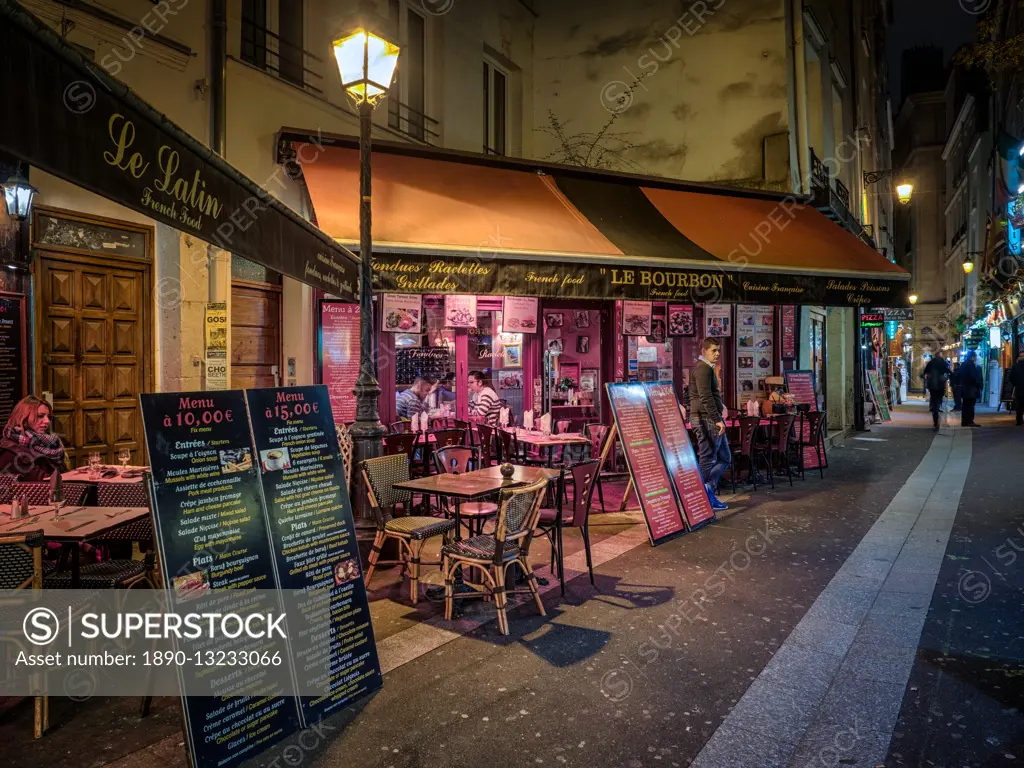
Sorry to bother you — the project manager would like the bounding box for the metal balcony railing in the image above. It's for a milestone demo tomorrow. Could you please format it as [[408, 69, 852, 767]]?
[[388, 99, 440, 144], [241, 18, 324, 94], [834, 178, 851, 209]]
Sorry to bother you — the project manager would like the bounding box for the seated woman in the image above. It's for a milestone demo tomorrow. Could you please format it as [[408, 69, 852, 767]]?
[[0, 395, 67, 480]]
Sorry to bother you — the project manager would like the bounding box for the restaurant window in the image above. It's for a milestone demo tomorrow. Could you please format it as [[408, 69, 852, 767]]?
[[542, 305, 602, 421], [483, 59, 507, 155], [471, 304, 525, 425], [394, 298, 455, 420], [389, 0, 427, 141]]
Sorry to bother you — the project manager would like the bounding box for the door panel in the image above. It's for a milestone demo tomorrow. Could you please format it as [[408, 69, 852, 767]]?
[[231, 281, 282, 390], [36, 254, 149, 467]]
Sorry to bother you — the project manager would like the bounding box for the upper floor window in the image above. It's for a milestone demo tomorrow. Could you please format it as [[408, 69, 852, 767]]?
[[388, 0, 432, 142], [241, 0, 315, 92], [483, 59, 507, 155]]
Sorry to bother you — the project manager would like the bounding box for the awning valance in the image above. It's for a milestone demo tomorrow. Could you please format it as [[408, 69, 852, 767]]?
[[290, 134, 909, 308], [0, 0, 357, 299]]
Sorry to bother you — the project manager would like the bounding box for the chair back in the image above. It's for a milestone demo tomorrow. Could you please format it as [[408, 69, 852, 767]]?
[[430, 429, 465, 450], [491, 478, 548, 564], [97, 482, 148, 508], [735, 416, 760, 457], [565, 459, 601, 528], [10, 480, 53, 506], [336, 423, 354, 490], [477, 423, 496, 465], [584, 423, 610, 462], [62, 482, 91, 506], [555, 419, 571, 434], [389, 421, 412, 434], [0, 473, 15, 504], [496, 429, 520, 464], [382, 432, 417, 459], [0, 530, 44, 590], [360, 454, 412, 529], [450, 419, 470, 432], [804, 411, 826, 444], [434, 446, 477, 475], [771, 414, 796, 453]]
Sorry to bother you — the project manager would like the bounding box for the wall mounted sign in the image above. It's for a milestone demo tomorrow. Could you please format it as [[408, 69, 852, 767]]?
[[667, 303, 695, 336], [381, 293, 422, 333], [781, 305, 797, 358], [204, 301, 228, 390], [705, 303, 732, 337], [861, 312, 885, 328], [502, 295, 539, 332], [622, 301, 652, 335], [444, 294, 477, 327]]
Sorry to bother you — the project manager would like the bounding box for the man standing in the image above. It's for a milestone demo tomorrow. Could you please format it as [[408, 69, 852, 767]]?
[[959, 350, 984, 427], [690, 338, 730, 512], [1009, 350, 1024, 426], [921, 353, 951, 431], [951, 362, 963, 412], [468, 371, 501, 426], [396, 376, 433, 421]]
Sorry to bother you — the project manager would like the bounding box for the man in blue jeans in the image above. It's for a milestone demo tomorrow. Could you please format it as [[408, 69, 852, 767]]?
[[689, 337, 730, 511]]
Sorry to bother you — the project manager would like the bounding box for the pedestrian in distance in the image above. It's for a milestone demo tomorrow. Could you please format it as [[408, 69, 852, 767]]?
[[921, 353, 951, 431], [1009, 350, 1024, 426], [959, 350, 984, 427], [950, 362, 963, 411], [689, 337, 731, 512]]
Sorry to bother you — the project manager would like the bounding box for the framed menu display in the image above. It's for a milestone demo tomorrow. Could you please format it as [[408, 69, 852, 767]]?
[[319, 301, 360, 423], [667, 303, 695, 336], [444, 294, 477, 327], [381, 293, 422, 333], [622, 301, 653, 335], [606, 383, 687, 546], [245, 385, 382, 723], [867, 370, 892, 422], [644, 382, 716, 529], [0, 293, 26, 427], [705, 303, 731, 337], [140, 391, 301, 768], [781, 306, 797, 359], [503, 296, 539, 333]]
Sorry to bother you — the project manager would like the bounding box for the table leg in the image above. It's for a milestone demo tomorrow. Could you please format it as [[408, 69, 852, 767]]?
[[556, 485, 565, 595], [72, 544, 80, 588]]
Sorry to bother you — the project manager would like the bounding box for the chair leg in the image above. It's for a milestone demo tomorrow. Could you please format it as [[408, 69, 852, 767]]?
[[556, 522, 565, 595], [520, 558, 546, 617], [409, 540, 422, 604], [596, 475, 605, 512], [493, 566, 509, 635], [364, 530, 385, 586], [443, 557, 455, 621], [766, 451, 775, 489], [817, 444, 824, 479], [581, 521, 594, 585], [786, 450, 794, 487]]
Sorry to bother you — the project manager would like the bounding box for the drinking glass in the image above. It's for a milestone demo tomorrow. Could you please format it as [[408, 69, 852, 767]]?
[[88, 451, 102, 480], [118, 448, 131, 474]]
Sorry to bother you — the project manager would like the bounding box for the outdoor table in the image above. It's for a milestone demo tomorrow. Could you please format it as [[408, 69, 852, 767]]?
[[61, 465, 148, 484], [504, 428, 590, 467], [0, 505, 150, 586]]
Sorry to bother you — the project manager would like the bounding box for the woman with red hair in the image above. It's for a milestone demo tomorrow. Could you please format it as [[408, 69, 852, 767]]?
[[0, 395, 67, 480]]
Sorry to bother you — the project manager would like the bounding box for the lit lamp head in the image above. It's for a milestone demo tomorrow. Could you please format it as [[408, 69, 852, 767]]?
[[2, 171, 38, 222], [896, 182, 913, 205], [332, 28, 400, 106], [962, 255, 975, 274], [908, 293, 918, 305]]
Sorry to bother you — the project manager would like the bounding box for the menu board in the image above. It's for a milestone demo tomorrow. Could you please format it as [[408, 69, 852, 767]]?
[[606, 383, 687, 545], [737, 305, 774, 407], [784, 371, 824, 471], [705, 303, 731, 337], [245, 385, 382, 723], [140, 391, 301, 768], [781, 306, 797, 359], [644, 382, 716, 529], [320, 301, 360, 424], [503, 296, 539, 333], [867, 370, 892, 422], [0, 295, 26, 427]]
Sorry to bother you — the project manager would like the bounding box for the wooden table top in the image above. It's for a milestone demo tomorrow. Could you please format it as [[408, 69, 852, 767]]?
[[392, 464, 557, 499], [469, 465, 561, 483], [0, 505, 149, 541], [503, 429, 590, 446]]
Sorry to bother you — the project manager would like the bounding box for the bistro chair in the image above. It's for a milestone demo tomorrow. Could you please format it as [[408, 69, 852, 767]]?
[[539, 460, 601, 591], [440, 477, 548, 635], [0, 472, 16, 503], [583, 423, 612, 511], [496, 428, 523, 464], [389, 421, 412, 434], [754, 414, 797, 489], [336, 423, 355, 491], [0, 530, 48, 737], [429, 429, 465, 450], [433, 446, 498, 536], [360, 454, 456, 604], [476, 423, 498, 466], [728, 415, 764, 491], [796, 411, 828, 479], [383, 432, 418, 468]]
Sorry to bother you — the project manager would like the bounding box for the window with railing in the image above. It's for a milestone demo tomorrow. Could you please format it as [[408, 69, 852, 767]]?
[[388, 0, 438, 143], [240, 0, 323, 94], [484, 59, 508, 155]]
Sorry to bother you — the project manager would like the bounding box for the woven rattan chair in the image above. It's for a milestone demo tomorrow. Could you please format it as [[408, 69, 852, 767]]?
[[0, 472, 16, 503], [336, 423, 355, 491], [360, 454, 456, 603], [433, 446, 498, 535], [441, 477, 548, 635], [0, 530, 48, 737], [96, 482, 148, 507]]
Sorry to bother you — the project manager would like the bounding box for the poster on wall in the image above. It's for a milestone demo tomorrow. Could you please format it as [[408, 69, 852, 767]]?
[[381, 293, 422, 333], [503, 296, 539, 332], [0, 295, 26, 426], [667, 303, 695, 336], [444, 294, 477, 327], [781, 306, 797, 358], [647, 317, 666, 343], [204, 302, 228, 391], [622, 301, 653, 335], [320, 302, 360, 424], [705, 304, 731, 337], [580, 369, 598, 392]]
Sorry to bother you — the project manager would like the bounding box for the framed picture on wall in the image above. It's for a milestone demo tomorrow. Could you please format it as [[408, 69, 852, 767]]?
[[547, 338, 564, 355], [573, 310, 590, 329], [580, 368, 598, 392], [560, 361, 580, 387], [577, 335, 590, 353], [646, 318, 666, 344], [503, 344, 522, 367], [544, 311, 564, 329], [667, 304, 695, 336]]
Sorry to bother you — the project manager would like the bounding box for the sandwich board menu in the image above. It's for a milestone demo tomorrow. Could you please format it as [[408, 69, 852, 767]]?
[[245, 385, 382, 723], [784, 370, 825, 471], [140, 391, 301, 768], [643, 382, 716, 530], [867, 370, 892, 422], [606, 383, 687, 545]]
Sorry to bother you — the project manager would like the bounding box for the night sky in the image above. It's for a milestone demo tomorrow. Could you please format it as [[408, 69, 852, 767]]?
[[887, 0, 978, 105]]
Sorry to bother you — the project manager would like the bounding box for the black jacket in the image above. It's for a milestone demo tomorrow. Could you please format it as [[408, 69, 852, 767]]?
[[689, 359, 724, 421], [959, 359, 984, 400], [922, 357, 951, 393], [0, 437, 65, 481], [1009, 359, 1024, 398]]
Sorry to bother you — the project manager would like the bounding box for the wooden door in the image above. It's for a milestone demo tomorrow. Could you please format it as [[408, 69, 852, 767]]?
[[231, 280, 282, 389], [36, 253, 150, 467]]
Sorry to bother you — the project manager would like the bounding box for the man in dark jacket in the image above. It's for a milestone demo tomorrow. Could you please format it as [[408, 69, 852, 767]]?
[[959, 350, 984, 427], [1009, 350, 1024, 426], [921, 353, 951, 430], [951, 363, 963, 411], [690, 337, 730, 511]]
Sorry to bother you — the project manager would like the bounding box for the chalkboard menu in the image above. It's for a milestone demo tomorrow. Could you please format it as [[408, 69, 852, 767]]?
[[644, 382, 716, 530], [0, 295, 26, 426], [606, 383, 687, 546], [245, 385, 382, 722], [396, 347, 452, 385], [140, 391, 302, 768], [784, 371, 825, 471]]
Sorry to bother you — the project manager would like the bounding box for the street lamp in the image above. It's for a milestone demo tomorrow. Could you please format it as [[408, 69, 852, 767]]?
[[333, 23, 400, 475], [908, 293, 918, 305], [2, 170, 37, 222], [863, 169, 913, 204], [896, 182, 913, 205], [962, 254, 975, 274]]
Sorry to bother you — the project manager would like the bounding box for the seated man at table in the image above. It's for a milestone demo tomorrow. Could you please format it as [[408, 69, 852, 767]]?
[[396, 376, 434, 421]]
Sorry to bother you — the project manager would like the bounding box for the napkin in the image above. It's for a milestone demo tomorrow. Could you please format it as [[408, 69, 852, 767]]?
[[539, 413, 552, 434], [411, 413, 420, 431], [524, 411, 534, 429], [499, 407, 510, 427]]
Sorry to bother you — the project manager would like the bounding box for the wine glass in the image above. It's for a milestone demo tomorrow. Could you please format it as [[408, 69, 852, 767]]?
[[118, 448, 132, 474], [88, 451, 102, 480]]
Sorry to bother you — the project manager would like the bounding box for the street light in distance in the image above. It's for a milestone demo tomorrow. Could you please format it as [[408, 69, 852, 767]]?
[[908, 293, 918, 305]]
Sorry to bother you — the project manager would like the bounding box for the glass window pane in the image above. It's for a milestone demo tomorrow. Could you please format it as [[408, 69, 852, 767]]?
[[394, 297, 454, 420], [406, 9, 426, 140], [483, 63, 490, 151], [493, 69, 506, 155]]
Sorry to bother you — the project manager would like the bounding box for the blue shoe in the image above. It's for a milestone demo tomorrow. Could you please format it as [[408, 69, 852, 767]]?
[[705, 484, 728, 511]]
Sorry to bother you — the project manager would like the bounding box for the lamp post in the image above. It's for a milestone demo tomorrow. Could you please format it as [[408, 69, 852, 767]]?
[[2, 167, 37, 272], [333, 26, 400, 478]]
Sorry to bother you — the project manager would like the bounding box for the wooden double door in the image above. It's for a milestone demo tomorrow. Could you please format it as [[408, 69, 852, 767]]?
[[35, 252, 151, 467]]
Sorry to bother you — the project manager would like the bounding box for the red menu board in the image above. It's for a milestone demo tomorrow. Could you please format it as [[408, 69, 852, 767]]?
[[320, 301, 360, 424], [644, 382, 716, 529], [784, 370, 824, 470], [607, 383, 687, 546], [781, 306, 797, 359]]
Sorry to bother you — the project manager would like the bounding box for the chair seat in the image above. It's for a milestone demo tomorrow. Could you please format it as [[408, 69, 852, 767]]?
[[538, 507, 573, 525], [442, 534, 520, 562], [457, 502, 498, 518], [44, 559, 149, 589], [385, 515, 456, 540]]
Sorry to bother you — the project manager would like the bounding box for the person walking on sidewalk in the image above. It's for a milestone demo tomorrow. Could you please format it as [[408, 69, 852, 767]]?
[[690, 338, 730, 511], [1009, 350, 1024, 426], [922, 353, 951, 430], [951, 362, 963, 411], [959, 350, 984, 427]]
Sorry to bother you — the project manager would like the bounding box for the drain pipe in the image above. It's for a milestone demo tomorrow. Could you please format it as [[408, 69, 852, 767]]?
[[786, 0, 809, 193], [211, 0, 227, 156]]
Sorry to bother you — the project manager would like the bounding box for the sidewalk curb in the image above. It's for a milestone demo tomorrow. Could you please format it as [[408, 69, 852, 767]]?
[[824, 426, 853, 450]]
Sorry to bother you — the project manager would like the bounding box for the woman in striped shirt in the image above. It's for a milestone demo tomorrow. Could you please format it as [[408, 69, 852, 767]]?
[[467, 370, 501, 426]]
